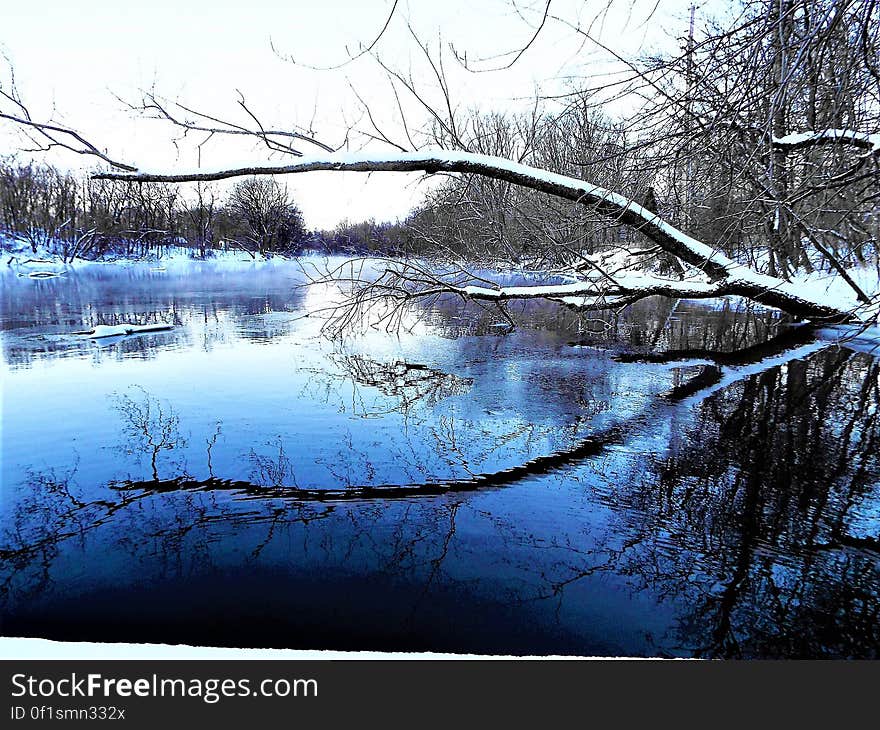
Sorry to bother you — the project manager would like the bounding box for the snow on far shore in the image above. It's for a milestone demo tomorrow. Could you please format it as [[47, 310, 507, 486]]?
[[783, 265, 880, 322], [3, 229, 878, 320], [1, 232, 290, 273]]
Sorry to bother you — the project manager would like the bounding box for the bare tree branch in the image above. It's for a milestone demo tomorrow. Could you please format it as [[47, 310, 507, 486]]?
[[125, 90, 337, 155], [270, 0, 400, 71]]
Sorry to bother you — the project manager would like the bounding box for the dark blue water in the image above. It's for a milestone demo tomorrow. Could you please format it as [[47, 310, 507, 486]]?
[[2, 258, 879, 657]]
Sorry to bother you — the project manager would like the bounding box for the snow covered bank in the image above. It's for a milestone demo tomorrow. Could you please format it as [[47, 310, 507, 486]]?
[[5, 226, 879, 325], [1, 231, 293, 272]]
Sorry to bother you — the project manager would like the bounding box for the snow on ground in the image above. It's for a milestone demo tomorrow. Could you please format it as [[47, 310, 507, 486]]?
[[780, 264, 880, 322], [0, 637, 554, 660], [788, 264, 880, 304]]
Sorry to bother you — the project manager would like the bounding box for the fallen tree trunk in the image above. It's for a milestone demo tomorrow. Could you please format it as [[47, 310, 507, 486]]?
[[95, 148, 877, 323]]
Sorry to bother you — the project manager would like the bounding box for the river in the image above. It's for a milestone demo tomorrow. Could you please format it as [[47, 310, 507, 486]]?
[[2, 257, 878, 657]]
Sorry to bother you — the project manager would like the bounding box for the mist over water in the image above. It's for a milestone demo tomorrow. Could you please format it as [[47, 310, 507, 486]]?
[[2, 258, 878, 657]]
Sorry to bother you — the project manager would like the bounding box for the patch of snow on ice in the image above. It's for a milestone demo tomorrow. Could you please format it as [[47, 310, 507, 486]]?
[[78, 323, 174, 338]]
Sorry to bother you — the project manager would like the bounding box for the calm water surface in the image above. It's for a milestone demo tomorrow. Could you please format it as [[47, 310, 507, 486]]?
[[2, 258, 878, 657]]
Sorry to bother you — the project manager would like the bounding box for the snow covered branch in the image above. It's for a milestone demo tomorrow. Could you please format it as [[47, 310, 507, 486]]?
[[388, 267, 866, 321], [96, 149, 875, 322], [771, 129, 880, 156], [90, 150, 762, 280]]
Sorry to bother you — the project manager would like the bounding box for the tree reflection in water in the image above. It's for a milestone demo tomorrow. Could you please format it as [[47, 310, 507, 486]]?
[[112, 387, 188, 481], [623, 348, 880, 658]]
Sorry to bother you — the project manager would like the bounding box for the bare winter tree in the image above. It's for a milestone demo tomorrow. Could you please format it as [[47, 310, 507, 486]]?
[[223, 177, 307, 256], [183, 182, 218, 259]]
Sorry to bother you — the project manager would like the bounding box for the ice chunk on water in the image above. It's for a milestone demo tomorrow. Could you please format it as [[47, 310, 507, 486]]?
[[78, 323, 174, 338]]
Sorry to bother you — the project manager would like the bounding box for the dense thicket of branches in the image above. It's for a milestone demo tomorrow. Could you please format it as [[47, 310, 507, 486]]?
[[395, 106, 662, 268], [318, 218, 410, 256], [639, 0, 880, 278], [390, 0, 879, 282]]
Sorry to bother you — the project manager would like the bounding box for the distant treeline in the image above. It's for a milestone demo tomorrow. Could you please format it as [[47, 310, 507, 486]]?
[[0, 157, 297, 259], [0, 154, 465, 262], [0, 156, 420, 261]]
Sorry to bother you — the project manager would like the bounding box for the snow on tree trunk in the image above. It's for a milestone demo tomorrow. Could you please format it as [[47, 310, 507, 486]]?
[[95, 147, 879, 323]]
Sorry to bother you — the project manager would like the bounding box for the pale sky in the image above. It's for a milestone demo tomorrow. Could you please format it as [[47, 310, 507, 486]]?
[[1, 0, 697, 229]]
